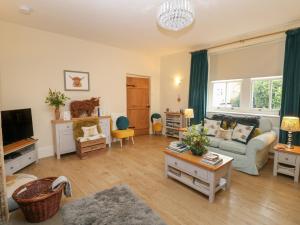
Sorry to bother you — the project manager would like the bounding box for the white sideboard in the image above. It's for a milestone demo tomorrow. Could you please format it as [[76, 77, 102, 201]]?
[[52, 116, 111, 159], [4, 139, 38, 175]]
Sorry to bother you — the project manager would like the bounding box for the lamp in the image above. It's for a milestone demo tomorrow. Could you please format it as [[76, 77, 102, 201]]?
[[184, 108, 194, 127], [281, 116, 300, 149]]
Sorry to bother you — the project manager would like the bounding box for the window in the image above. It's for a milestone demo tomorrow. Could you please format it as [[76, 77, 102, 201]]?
[[251, 77, 282, 110], [212, 80, 241, 108]]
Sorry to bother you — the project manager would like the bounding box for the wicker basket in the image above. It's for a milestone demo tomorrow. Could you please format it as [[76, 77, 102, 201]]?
[[12, 177, 64, 223]]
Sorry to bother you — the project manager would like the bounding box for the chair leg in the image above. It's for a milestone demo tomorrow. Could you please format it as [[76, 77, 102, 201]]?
[[131, 136, 134, 144], [120, 139, 123, 148]]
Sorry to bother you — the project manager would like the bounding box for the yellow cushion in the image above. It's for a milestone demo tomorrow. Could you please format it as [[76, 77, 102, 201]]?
[[152, 123, 163, 132], [112, 129, 134, 139]]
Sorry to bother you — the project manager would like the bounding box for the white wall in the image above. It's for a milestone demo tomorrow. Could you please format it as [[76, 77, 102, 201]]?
[[160, 51, 191, 113], [0, 21, 160, 158]]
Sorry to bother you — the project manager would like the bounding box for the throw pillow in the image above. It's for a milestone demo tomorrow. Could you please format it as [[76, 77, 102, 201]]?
[[251, 128, 263, 139], [204, 118, 222, 136], [216, 128, 233, 140], [116, 116, 129, 130], [153, 118, 162, 124], [232, 123, 256, 144], [82, 125, 99, 137]]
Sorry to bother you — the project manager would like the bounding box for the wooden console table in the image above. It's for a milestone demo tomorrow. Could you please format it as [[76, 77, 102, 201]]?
[[164, 150, 233, 202]]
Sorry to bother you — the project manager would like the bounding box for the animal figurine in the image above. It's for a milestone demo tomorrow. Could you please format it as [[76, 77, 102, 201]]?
[[70, 97, 100, 118]]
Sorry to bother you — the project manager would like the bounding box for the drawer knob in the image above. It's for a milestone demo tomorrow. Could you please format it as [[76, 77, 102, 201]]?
[[285, 157, 289, 161], [194, 170, 197, 174], [174, 162, 177, 166], [10, 167, 14, 169]]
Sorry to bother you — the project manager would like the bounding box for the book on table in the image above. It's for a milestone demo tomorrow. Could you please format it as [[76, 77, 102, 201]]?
[[202, 152, 223, 165], [167, 141, 188, 153]]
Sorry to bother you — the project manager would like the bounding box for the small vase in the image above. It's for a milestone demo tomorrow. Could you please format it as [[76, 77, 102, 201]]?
[[54, 108, 60, 120]]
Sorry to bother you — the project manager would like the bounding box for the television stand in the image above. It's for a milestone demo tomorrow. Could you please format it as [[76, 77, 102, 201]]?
[[3, 139, 38, 175]]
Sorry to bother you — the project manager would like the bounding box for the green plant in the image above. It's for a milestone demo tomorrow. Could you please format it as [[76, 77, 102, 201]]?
[[183, 125, 210, 156], [45, 89, 70, 109]]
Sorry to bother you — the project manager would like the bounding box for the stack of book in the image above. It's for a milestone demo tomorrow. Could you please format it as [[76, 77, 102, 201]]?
[[202, 153, 223, 165], [167, 141, 188, 153]]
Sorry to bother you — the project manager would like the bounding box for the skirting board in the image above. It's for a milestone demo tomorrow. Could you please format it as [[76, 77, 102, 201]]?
[[37, 145, 54, 159]]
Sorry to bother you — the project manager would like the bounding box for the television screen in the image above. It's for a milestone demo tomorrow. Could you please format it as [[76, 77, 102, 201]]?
[[1, 108, 34, 146]]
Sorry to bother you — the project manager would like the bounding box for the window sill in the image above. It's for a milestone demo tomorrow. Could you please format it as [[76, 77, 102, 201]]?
[[207, 110, 280, 118]]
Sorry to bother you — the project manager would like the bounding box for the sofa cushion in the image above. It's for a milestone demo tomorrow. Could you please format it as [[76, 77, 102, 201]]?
[[219, 140, 247, 155], [204, 118, 221, 136], [232, 123, 256, 144], [207, 136, 223, 148]]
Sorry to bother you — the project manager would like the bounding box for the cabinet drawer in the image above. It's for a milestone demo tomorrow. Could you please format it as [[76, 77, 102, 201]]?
[[166, 156, 187, 170], [185, 164, 208, 181], [278, 152, 297, 165], [59, 123, 73, 130], [21, 151, 37, 167], [5, 159, 22, 175]]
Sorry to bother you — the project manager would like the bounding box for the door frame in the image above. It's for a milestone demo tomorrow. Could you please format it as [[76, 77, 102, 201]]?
[[126, 73, 151, 135]]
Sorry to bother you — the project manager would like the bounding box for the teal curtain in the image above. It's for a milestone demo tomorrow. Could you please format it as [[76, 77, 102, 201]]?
[[188, 50, 208, 124], [279, 28, 300, 145]]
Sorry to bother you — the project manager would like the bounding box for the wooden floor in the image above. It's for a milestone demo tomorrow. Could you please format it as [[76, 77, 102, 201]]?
[[14, 136, 300, 225]]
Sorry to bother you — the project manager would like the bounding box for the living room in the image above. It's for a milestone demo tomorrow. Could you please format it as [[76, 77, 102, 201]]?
[[0, 1, 300, 225]]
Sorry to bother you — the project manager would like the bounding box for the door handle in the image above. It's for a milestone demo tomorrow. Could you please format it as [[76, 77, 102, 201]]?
[[127, 84, 136, 87], [128, 126, 135, 129]]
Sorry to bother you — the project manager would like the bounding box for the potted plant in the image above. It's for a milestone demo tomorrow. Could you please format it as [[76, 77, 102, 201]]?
[[45, 89, 70, 120], [183, 125, 210, 156]]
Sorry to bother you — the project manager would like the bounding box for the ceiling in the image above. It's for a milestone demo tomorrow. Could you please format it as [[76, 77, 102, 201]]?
[[0, 0, 300, 56]]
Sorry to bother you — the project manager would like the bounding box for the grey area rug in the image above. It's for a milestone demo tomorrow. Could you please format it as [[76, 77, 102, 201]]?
[[61, 185, 166, 225]]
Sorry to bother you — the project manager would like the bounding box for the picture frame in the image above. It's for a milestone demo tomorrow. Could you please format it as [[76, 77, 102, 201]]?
[[64, 70, 90, 91]]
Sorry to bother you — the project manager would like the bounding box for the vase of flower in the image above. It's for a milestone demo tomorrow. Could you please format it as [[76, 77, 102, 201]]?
[[45, 89, 70, 120], [183, 125, 209, 156], [54, 107, 60, 120]]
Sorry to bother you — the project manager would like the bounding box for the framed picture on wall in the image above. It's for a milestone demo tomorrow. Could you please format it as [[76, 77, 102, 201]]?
[[64, 70, 90, 91]]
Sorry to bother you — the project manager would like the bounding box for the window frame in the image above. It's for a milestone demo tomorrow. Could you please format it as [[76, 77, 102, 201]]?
[[250, 76, 282, 112], [211, 79, 242, 110]]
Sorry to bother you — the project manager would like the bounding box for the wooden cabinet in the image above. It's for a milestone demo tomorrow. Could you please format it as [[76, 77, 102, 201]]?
[[52, 116, 111, 159]]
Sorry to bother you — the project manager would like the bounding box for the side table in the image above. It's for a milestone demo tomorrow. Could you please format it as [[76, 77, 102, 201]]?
[[273, 143, 300, 183]]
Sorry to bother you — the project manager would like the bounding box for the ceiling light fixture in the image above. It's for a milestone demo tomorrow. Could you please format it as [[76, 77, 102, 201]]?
[[157, 0, 195, 31]]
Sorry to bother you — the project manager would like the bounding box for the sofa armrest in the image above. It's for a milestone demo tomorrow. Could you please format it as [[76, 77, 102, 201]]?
[[246, 131, 277, 155]]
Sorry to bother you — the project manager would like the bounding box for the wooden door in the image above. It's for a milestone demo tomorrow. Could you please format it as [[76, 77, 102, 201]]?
[[127, 76, 150, 136]]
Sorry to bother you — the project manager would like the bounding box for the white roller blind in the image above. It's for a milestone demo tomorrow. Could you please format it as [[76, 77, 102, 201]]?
[[209, 40, 285, 81]]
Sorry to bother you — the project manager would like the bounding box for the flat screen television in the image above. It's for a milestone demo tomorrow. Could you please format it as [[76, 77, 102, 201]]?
[[1, 108, 34, 146]]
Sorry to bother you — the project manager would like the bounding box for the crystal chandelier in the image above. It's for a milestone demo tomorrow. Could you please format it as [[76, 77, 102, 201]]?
[[157, 0, 195, 31]]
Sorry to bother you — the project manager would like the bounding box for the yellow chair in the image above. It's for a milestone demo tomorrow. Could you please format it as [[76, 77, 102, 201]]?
[[112, 129, 134, 148], [111, 116, 134, 148], [151, 113, 163, 135]]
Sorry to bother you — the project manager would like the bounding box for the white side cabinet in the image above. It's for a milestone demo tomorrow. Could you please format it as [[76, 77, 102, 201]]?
[[52, 116, 112, 159]]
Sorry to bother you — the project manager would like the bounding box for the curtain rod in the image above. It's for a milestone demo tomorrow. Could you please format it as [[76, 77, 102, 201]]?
[[190, 30, 286, 53]]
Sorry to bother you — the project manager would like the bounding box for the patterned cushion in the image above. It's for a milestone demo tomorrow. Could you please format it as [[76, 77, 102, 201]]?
[[82, 125, 99, 137], [216, 128, 233, 140], [232, 123, 256, 144], [204, 118, 222, 136]]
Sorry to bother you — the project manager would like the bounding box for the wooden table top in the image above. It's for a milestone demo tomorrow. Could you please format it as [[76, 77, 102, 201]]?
[[164, 149, 233, 171], [274, 143, 300, 155], [3, 139, 38, 156]]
